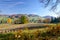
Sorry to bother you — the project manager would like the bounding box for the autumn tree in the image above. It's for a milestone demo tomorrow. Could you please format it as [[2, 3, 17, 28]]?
[[7, 18, 12, 24], [43, 18, 51, 23]]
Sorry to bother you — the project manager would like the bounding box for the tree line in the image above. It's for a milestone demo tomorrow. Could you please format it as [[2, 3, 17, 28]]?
[[0, 15, 28, 24], [51, 17, 60, 23]]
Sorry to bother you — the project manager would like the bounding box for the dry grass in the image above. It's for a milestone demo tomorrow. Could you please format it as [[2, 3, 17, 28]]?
[[0, 23, 56, 29], [0, 23, 59, 40]]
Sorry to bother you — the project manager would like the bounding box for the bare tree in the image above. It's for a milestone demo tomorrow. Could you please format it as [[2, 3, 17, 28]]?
[[39, 0, 60, 16]]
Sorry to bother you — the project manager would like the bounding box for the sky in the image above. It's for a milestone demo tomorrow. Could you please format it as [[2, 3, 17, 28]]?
[[0, 0, 59, 17]]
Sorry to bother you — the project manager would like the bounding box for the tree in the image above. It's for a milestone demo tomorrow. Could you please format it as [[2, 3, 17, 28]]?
[[39, 0, 60, 16], [7, 18, 12, 24], [43, 18, 51, 23], [50, 17, 56, 23], [51, 17, 54, 23], [1, 19, 7, 24], [50, 17, 60, 23], [57, 17, 60, 22], [20, 15, 28, 24]]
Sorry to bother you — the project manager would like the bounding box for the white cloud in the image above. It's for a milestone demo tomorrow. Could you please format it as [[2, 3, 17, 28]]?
[[9, 2, 24, 7], [0, 1, 25, 8]]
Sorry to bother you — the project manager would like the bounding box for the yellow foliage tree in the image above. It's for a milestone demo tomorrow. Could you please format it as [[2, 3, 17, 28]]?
[[7, 18, 12, 24]]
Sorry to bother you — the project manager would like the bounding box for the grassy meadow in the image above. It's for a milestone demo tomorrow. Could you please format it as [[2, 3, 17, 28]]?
[[0, 23, 59, 40]]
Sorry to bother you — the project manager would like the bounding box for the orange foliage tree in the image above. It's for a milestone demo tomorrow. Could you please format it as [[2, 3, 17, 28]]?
[[43, 18, 51, 23]]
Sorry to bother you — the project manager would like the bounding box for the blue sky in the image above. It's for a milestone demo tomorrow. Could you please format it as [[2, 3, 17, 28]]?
[[0, 0, 58, 17]]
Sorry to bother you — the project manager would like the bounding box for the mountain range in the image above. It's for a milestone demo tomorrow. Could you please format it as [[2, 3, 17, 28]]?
[[0, 14, 56, 19]]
